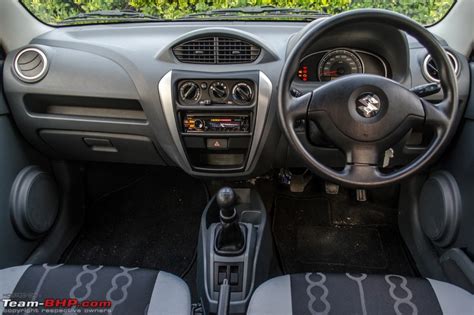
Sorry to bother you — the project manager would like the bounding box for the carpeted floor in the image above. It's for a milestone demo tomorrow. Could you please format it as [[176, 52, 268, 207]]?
[[272, 189, 417, 276], [61, 164, 207, 290]]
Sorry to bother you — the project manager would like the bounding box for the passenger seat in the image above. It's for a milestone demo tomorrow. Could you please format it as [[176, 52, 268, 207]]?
[[248, 273, 474, 315], [0, 264, 190, 315]]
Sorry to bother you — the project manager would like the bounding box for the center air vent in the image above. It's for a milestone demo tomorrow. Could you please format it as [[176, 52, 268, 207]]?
[[13, 47, 49, 83], [173, 36, 261, 64], [422, 51, 458, 83]]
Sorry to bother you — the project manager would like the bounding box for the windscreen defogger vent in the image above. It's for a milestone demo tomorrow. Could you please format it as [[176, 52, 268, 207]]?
[[13, 47, 49, 83], [172, 36, 261, 64]]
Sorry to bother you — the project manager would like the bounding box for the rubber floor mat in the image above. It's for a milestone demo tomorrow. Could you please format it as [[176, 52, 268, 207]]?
[[62, 166, 207, 278], [296, 226, 386, 268], [273, 194, 416, 276]]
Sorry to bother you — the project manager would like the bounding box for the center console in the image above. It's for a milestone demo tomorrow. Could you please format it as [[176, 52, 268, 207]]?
[[158, 71, 272, 174], [197, 187, 273, 314]]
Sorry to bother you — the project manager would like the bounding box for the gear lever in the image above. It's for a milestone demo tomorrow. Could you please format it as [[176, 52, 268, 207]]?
[[215, 187, 245, 254]]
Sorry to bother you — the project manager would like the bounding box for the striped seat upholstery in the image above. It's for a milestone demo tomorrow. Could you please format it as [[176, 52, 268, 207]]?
[[0, 264, 190, 315], [248, 273, 474, 315]]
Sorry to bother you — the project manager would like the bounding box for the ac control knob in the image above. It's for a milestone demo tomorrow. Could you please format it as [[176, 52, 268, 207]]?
[[179, 81, 201, 104], [209, 81, 228, 102], [232, 82, 254, 105]]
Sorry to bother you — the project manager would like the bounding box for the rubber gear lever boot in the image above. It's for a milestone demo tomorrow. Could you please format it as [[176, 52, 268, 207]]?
[[215, 187, 245, 253]]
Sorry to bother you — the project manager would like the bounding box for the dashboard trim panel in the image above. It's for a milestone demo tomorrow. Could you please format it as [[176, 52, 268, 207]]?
[[159, 70, 192, 169], [246, 71, 272, 172]]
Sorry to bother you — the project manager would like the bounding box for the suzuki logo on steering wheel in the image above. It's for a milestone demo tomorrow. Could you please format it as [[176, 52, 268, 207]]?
[[356, 93, 381, 118]]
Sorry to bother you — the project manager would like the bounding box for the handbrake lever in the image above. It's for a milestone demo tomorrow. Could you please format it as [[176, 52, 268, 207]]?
[[217, 279, 231, 315]]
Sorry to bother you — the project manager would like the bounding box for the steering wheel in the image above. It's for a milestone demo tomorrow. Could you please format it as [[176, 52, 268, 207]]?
[[279, 9, 459, 188]]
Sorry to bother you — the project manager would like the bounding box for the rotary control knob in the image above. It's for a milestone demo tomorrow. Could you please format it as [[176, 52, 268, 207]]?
[[209, 81, 228, 102], [232, 82, 254, 105], [179, 81, 201, 104], [194, 119, 205, 130]]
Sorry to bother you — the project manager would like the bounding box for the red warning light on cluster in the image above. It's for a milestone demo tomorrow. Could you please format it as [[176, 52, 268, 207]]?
[[298, 66, 308, 81]]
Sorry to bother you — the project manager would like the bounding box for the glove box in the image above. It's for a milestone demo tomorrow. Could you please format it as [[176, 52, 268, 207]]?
[[39, 130, 165, 165]]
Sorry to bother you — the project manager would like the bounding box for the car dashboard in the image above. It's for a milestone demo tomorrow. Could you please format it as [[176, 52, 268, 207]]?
[[2, 20, 470, 178]]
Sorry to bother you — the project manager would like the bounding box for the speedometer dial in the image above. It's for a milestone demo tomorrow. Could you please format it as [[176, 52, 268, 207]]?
[[318, 49, 364, 81]]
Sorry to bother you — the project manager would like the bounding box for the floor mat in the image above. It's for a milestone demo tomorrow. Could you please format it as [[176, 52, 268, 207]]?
[[273, 192, 417, 276], [296, 226, 385, 268], [62, 165, 207, 280]]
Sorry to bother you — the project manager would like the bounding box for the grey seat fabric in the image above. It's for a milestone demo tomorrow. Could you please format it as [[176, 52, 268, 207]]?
[[247, 273, 474, 315], [0, 264, 191, 315]]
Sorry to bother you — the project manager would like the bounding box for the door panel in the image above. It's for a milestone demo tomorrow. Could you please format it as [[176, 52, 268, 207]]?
[[0, 51, 50, 268], [437, 62, 474, 291]]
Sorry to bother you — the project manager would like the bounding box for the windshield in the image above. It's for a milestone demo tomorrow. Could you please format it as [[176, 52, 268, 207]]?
[[21, 0, 455, 26]]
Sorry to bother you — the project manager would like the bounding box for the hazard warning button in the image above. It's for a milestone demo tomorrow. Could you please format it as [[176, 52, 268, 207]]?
[[206, 138, 228, 150]]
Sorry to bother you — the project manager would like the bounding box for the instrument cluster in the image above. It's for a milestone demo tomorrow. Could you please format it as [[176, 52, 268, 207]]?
[[297, 48, 390, 82]]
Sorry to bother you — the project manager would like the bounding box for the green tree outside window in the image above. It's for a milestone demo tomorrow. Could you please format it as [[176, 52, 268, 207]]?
[[20, 0, 455, 26]]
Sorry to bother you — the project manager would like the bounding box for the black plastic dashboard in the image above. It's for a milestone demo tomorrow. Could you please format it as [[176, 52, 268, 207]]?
[[2, 20, 471, 178]]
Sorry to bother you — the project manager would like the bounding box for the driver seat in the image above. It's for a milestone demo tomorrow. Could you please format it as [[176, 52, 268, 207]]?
[[247, 273, 474, 314]]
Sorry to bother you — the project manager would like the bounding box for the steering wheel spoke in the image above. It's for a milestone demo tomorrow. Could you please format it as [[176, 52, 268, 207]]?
[[340, 163, 385, 184], [335, 143, 387, 184], [344, 143, 381, 166], [421, 98, 450, 131], [283, 92, 312, 125]]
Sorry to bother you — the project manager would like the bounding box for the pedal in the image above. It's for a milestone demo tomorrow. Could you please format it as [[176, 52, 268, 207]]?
[[290, 169, 312, 193], [325, 182, 340, 195], [356, 189, 367, 202]]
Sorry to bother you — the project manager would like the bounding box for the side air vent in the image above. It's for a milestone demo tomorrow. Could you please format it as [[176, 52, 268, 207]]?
[[13, 47, 49, 83], [173, 36, 261, 64], [422, 51, 459, 83]]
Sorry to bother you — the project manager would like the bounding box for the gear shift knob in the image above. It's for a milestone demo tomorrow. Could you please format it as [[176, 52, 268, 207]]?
[[215, 187, 245, 254], [216, 187, 236, 216]]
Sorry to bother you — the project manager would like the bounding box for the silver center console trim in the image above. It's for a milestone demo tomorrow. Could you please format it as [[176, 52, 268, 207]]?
[[246, 71, 272, 172], [158, 70, 272, 174], [158, 71, 191, 169]]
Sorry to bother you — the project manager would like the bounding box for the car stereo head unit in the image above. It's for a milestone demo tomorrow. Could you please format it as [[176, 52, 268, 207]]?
[[183, 114, 250, 133]]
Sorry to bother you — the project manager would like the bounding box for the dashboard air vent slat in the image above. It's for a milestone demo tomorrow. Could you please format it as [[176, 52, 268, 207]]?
[[173, 37, 216, 64], [216, 37, 261, 64], [173, 36, 261, 64], [13, 47, 49, 83], [422, 51, 458, 83]]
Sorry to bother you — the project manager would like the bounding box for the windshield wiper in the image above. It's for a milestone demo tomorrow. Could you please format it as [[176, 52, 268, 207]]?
[[60, 9, 163, 24], [180, 6, 330, 21]]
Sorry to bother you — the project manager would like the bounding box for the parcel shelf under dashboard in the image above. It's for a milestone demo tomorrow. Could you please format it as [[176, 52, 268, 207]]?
[[39, 130, 164, 165], [24, 94, 147, 122]]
